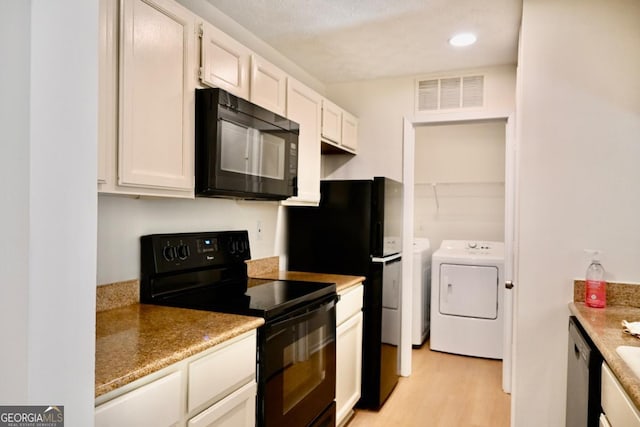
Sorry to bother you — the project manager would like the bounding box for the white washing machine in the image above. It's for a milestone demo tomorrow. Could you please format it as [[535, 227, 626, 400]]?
[[430, 240, 504, 359], [412, 238, 431, 346]]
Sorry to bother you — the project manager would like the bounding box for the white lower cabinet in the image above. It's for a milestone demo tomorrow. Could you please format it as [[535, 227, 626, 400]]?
[[336, 284, 364, 426], [95, 331, 257, 427], [601, 363, 640, 427], [188, 381, 256, 427], [95, 370, 182, 427], [188, 330, 256, 413]]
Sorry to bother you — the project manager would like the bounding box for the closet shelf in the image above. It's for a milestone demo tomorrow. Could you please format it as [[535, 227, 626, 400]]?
[[415, 181, 505, 212]]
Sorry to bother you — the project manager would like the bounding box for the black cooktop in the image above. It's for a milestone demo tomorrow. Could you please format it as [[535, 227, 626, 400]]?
[[155, 279, 336, 320], [140, 231, 337, 321]]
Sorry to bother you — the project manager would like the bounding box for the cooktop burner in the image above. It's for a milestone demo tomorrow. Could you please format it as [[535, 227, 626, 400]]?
[[139, 231, 337, 321]]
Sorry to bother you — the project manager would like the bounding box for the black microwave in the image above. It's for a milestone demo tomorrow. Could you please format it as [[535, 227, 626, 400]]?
[[195, 88, 299, 200]]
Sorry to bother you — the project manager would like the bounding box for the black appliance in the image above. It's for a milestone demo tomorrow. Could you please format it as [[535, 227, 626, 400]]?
[[140, 230, 337, 427], [287, 177, 403, 409], [566, 316, 602, 427], [195, 88, 299, 200]]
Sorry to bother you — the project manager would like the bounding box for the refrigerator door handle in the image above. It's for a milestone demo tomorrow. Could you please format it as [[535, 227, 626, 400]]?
[[372, 253, 402, 264]]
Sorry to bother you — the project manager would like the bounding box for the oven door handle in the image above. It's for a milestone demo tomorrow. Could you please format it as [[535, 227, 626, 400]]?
[[267, 294, 338, 331]]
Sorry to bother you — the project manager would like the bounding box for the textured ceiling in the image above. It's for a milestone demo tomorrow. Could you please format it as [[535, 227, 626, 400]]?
[[208, 0, 523, 84]]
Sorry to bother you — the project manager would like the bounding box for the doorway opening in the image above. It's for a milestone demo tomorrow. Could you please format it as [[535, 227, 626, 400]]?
[[400, 113, 515, 397]]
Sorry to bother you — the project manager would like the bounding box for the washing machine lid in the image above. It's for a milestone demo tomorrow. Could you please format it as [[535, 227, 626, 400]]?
[[435, 240, 504, 262], [439, 263, 498, 320]]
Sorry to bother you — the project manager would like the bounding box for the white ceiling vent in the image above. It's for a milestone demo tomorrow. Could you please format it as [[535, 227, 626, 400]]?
[[416, 75, 484, 112]]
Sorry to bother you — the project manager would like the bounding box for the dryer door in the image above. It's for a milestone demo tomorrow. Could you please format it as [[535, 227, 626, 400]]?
[[439, 264, 498, 319]]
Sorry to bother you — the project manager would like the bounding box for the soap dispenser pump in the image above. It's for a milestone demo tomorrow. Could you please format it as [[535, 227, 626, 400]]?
[[585, 250, 606, 308]]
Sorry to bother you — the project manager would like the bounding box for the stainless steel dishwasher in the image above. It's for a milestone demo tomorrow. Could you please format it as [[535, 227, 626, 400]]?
[[566, 316, 602, 427]]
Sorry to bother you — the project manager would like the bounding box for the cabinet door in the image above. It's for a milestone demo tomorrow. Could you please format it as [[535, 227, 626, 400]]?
[[336, 311, 363, 426], [341, 110, 358, 152], [98, 0, 118, 185], [188, 333, 256, 413], [601, 363, 640, 427], [119, 0, 195, 191], [321, 99, 342, 145], [188, 381, 256, 427], [199, 21, 250, 99], [282, 79, 321, 206], [336, 284, 364, 326], [95, 371, 182, 427], [250, 54, 287, 115]]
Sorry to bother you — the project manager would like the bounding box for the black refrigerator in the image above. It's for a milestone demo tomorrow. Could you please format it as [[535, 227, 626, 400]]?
[[287, 177, 403, 409]]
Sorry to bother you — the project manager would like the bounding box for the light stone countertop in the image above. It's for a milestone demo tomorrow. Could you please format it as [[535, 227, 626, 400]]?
[[95, 303, 263, 398], [569, 302, 640, 409], [245, 256, 365, 293], [250, 270, 365, 293]]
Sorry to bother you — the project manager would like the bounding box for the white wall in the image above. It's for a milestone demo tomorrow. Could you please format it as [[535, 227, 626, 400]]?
[[414, 121, 505, 249], [0, 0, 98, 424], [0, 0, 31, 403], [98, 196, 281, 284], [323, 65, 516, 182], [514, 0, 640, 425]]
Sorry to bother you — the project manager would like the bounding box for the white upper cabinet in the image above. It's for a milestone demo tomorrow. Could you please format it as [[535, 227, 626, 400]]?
[[321, 98, 342, 145], [321, 98, 358, 154], [282, 79, 322, 206], [117, 0, 195, 194], [341, 110, 358, 152], [98, 0, 117, 186], [199, 21, 250, 99], [97, 0, 357, 198], [250, 54, 287, 116]]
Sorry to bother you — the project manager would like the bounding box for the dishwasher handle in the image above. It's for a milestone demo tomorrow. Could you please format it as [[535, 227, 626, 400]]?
[[569, 317, 591, 365]]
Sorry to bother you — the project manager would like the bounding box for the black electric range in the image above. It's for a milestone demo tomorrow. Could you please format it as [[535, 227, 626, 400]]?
[[140, 230, 338, 427]]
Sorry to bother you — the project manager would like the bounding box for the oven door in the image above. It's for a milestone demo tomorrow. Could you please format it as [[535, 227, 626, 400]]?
[[260, 295, 337, 427]]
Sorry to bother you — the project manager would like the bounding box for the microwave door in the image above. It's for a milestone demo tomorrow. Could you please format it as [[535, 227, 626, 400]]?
[[220, 119, 251, 175], [258, 132, 286, 180]]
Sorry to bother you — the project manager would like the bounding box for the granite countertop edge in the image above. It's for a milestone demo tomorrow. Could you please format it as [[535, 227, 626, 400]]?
[[95, 305, 264, 398], [569, 302, 640, 409]]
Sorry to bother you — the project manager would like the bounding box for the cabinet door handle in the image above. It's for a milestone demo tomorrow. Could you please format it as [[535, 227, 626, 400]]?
[[505, 281, 514, 289]]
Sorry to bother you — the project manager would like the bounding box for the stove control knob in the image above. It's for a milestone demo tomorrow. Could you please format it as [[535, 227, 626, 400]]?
[[177, 244, 190, 260], [162, 246, 176, 261]]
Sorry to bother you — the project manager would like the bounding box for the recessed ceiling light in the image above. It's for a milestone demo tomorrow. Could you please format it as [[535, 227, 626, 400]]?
[[449, 33, 477, 47]]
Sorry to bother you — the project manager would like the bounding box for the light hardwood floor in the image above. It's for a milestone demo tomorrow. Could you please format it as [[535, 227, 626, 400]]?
[[348, 343, 510, 427]]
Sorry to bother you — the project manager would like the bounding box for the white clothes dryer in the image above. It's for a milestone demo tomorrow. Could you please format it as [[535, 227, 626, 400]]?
[[412, 238, 431, 346], [430, 240, 504, 359]]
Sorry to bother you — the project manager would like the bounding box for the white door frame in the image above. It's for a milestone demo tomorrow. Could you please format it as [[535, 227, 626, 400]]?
[[400, 111, 516, 395]]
